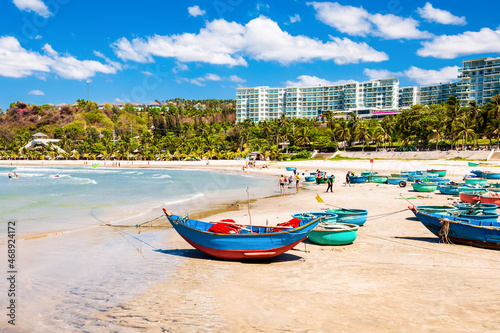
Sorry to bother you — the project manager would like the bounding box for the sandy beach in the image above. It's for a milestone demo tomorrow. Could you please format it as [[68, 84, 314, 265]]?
[[84, 158, 500, 332], [4, 158, 500, 332]]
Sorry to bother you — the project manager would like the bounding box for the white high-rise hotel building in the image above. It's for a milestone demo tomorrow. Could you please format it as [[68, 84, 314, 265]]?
[[236, 57, 500, 122]]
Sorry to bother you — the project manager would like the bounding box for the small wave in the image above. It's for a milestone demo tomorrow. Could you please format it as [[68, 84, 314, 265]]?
[[164, 192, 205, 206], [122, 171, 143, 175], [152, 174, 171, 179]]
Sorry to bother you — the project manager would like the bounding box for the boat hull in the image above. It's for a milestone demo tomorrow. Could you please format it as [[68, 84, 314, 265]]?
[[411, 209, 500, 250], [286, 167, 295, 171], [308, 223, 359, 245], [165, 213, 320, 260]]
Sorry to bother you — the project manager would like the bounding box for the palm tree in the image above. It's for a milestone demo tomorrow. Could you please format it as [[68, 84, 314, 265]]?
[[354, 120, 371, 152], [334, 118, 350, 152], [454, 113, 476, 150]]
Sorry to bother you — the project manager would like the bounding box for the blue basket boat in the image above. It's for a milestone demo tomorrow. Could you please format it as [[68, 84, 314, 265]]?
[[292, 212, 338, 224], [163, 209, 320, 260], [286, 167, 296, 171], [348, 175, 368, 183], [453, 203, 498, 213], [324, 208, 368, 226], [304, 176, 316, 182], [437, 184, 461, 195]]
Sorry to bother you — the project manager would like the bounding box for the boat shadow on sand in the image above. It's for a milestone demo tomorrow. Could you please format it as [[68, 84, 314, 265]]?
[[393, 236, 441, 244], [154, 248, 304, 264]]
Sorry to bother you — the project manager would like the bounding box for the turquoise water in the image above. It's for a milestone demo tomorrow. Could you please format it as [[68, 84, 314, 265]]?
[[1, 165, 276, 238], [0, 165, 276, 331]]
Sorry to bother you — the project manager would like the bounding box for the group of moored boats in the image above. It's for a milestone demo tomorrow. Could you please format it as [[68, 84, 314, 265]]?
[[162, 165, 500, 260]]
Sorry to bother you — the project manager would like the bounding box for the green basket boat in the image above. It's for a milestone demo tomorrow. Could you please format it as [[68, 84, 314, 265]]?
[[308, 223, 359, 245], [368, 175, 388, 183], [427, 169, 447, 177], [464, 178, 488, 186], [412, 182, 438, 192], [468, 162, 479, 167]]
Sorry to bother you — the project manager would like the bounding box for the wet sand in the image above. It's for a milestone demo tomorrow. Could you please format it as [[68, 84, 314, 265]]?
[[90, 159, 500, 332]]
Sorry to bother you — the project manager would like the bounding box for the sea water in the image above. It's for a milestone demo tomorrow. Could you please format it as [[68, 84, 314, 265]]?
[[0, 165, 277, 331]]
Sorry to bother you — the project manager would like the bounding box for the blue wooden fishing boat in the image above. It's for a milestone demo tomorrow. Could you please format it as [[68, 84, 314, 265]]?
[[324, 208, 368, 226], [483, 172, 500, 180], [162, 209, 320, 260], [348, 175, 367, 183], [453, 203, 498, 213], [412, 182, 438, 192], [409, 207, 500, 250], [308, 223, 359, 245]]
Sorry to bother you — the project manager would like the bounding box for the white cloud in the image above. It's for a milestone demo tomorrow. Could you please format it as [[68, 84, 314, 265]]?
[[12, 0, 51, 17], [404, 65, 460, 85], [257, 3, 270, 12], [418, 28, 500, 59], [112, 16, 388, 66], [370, 14, 433, 40], [28, 89, 44, 95], [179, 73, 246, 86], [0, 36, 51, 78], [172, 61, 188, 73], [188, 5, 205, 17], [229, 75, 245, 83], [0, 36, 119, 80], [285, 75, 356, 87], [417, 3, 466, 25], [141, 71, 153, 76], [308, 1, 432, 40], [308, 2, 371, 37], [287, 14, 301, 25], [363, 69, 402, 80]]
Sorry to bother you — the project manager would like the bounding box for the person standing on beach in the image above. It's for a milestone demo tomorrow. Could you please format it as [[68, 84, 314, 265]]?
[[326, 175, 334, 192], [316, 172, 321, 185], [8, 170, 12, 179], [295, 173, 300, 189], [345, 171, 351, 187], [279, 175, 286, 195]]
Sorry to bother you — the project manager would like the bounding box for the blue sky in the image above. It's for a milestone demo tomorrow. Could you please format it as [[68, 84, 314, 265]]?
[[1, 0, 500, 111]]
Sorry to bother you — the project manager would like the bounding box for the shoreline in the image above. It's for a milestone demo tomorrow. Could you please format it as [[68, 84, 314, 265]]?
[[92, 159, 500, 332]]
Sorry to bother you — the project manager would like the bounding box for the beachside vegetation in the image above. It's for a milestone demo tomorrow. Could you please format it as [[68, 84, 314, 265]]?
[[1, 95, 500, 161]]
